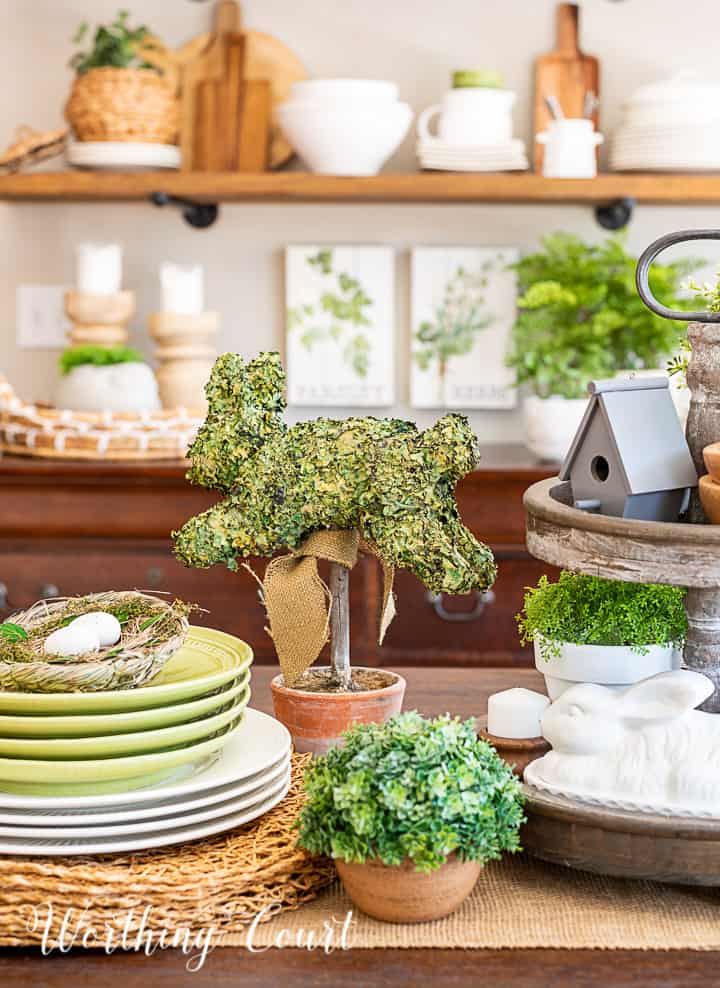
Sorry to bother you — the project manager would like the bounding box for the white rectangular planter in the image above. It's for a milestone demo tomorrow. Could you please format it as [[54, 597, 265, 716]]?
[[534, 636, 680, 699]]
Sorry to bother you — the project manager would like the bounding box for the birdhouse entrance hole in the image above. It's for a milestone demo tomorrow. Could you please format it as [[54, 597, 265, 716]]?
[[591, 455, 610, 483]]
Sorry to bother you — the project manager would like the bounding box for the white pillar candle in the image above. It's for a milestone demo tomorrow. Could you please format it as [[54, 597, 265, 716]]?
[[487, 688, 550, 740], [160, 263, 204, 315], [76, 243, 123, 295]]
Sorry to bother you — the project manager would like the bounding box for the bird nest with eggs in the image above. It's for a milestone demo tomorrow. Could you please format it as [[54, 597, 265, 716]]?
[[0, 591, 194, 692]]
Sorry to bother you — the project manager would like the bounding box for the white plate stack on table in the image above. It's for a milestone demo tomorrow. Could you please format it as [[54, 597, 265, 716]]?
[[417, 70, 528, 172], [67, 141, 181, 170], [0, 710, 291, 856], [0, 622, 291, 855], [611, 72, 720, 172]]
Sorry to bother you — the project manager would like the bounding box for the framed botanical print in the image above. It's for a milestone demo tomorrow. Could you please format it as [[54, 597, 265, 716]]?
[[285, 245, 395, 406], [410, 246, 518, 409]]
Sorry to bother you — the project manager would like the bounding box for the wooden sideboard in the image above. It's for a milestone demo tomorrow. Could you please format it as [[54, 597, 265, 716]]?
[[0, 447, 557, 667]]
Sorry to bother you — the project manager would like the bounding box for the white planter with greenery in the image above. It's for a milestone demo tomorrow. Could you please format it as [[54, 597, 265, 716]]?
[[522, 395, 588, 463], [54, 346, 161, 413], [518, 572, 687, 701], [533, 637, 680, 700], [506, 233, 700, 461]]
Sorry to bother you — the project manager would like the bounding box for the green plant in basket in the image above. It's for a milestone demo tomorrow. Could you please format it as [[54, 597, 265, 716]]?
[[507, 233, 701, 399], [297, 711, 524, 873], [70, 10, 159, 74], [517, 571, 687, 661]]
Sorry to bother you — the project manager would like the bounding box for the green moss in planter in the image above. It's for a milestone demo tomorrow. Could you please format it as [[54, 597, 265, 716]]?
[[59, 344, 144, 375], [296, 711, 524, 873], [517, 571, 687, 661]]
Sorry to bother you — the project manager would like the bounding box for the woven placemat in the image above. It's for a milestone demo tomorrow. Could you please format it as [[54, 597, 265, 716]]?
[[0, 752, 335, 947], [239, 855, 720, 951]]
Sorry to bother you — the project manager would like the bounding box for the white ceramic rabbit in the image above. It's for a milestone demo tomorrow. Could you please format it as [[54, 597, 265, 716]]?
[[528, 670, 720, 812]]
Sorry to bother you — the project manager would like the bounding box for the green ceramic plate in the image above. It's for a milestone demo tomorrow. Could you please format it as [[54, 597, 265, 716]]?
[[0, 716, 245, 797], [0, 669, 250, 739], [0, 627, 252, 716], [0, 684, 250, 760]]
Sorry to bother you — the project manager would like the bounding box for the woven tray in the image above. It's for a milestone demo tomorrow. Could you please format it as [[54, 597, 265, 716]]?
[[0, 753, 335, 946], [0, 374, 203, 461]]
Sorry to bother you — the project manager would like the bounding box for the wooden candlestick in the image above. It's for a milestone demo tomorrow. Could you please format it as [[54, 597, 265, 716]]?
[[149, 311, 218, 410], [64, 291, 135, 348], [477, 715, 551, 777]]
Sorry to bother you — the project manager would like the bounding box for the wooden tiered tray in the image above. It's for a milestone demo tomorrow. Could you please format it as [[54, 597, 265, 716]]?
[[521, 476, 720, 885]]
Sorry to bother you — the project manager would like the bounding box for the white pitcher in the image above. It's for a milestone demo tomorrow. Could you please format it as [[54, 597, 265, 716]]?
[[418, 88, 515, 145]]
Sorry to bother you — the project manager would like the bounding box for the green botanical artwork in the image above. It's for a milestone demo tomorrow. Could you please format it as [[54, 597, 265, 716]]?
[[287, 248, 374, 378], [411, 248, 518, 410], [174, 351, 496, 596], [414, 263, 494, 402]]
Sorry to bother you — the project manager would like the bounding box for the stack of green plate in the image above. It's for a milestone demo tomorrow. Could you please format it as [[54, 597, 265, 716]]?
[[0, 627, 253, 797]]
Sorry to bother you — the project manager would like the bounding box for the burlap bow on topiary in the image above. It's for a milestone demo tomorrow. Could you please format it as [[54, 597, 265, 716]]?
[[260, 530, 395, 687]]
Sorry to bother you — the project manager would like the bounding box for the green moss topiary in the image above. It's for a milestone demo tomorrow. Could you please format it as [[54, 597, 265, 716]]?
[[173, 352, 496, 595], [296, 711, 524, 873]]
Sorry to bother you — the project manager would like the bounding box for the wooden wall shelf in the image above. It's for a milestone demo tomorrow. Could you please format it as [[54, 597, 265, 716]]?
[[1, 170, 720, 205]]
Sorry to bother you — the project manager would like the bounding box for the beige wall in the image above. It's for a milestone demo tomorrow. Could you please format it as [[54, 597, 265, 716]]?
[[3, 0, 720, 439]]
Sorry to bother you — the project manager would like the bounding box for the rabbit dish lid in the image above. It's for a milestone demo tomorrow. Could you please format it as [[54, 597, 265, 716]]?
[[524, 670, 720, 818]]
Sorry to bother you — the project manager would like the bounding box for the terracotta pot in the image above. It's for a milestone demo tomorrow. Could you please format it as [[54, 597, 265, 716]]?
[[270, 666, 405, 754], [699, 474, 720, 523], [335, 854, 481, 923]]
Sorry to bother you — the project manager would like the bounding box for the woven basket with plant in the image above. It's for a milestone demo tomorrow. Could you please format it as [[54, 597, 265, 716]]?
[[0, 591, 192, 693], [65, 11, 179, 145]]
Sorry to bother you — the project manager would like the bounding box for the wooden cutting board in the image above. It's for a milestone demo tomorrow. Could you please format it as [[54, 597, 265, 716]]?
[[179, 0, 306, 171], [533, 2, 599, 171]]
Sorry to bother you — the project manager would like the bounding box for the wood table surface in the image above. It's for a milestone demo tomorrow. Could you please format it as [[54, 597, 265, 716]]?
[[0, 665, 717, 988]]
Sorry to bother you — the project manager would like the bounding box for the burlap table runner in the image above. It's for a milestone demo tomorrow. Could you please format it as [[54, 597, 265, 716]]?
[[238, 855, 720, 951]]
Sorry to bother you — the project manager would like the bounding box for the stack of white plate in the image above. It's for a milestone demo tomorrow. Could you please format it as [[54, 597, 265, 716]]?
[[417, 137, 528, 172], [0, 709, 291, 855], [67, 141, 181, 171], [611, 72, 720, 172]]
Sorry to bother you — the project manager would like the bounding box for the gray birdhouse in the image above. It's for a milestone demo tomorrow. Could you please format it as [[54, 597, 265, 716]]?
[[560, 377, 697, 521]]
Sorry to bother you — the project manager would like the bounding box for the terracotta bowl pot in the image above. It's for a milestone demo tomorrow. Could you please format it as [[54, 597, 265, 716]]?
[[270, 667, 405, 754], [699, 474, 720, 524], [335, 854, 481, 923], [703, 442, 720, 484]]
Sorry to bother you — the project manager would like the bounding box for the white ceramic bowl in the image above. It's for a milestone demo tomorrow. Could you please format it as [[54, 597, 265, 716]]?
[[278, 101, 412, 176], [289, 79, 399, 107]]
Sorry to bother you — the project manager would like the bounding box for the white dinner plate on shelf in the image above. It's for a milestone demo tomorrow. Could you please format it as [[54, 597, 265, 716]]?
[[0, 749, 291, 826], [67, 141, 181, 170], [0, 764, 291, 839], [0, 776, 291, 856], [0, 707, 290, 810]]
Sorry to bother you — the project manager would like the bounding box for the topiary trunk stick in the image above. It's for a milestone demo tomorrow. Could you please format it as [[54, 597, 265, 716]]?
[[329, 561, 351, 690]]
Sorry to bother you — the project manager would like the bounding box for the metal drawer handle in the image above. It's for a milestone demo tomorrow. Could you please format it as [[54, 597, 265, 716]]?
[[425, 589, 496, 623], [0, 582, 9, 615], [39, 583, 60, 600]]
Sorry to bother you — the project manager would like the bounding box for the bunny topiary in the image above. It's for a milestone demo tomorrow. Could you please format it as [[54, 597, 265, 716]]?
[[528, 670, 720, 813], [173, 351, 496, 595]]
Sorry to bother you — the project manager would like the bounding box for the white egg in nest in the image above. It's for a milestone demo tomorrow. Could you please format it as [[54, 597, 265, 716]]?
[[44, 624, 101, 657], [71, 611, 122, 647]]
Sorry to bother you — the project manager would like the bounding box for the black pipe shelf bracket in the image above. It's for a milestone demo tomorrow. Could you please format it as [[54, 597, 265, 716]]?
[[151, 191, 219, 229], [595, 196, 635, 231]]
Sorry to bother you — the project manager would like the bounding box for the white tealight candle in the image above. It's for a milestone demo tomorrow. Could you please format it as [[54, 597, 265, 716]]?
[[76, 243, 123, 295], [160, 263, 204, 315], [487, 688, 550, 740]]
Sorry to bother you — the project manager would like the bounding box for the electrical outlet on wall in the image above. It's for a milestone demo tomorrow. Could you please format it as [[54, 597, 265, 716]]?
[[16, 284, 70, 348]]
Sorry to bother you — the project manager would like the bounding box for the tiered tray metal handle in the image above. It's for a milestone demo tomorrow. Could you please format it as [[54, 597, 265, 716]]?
[[521, 229, 720, 885]]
